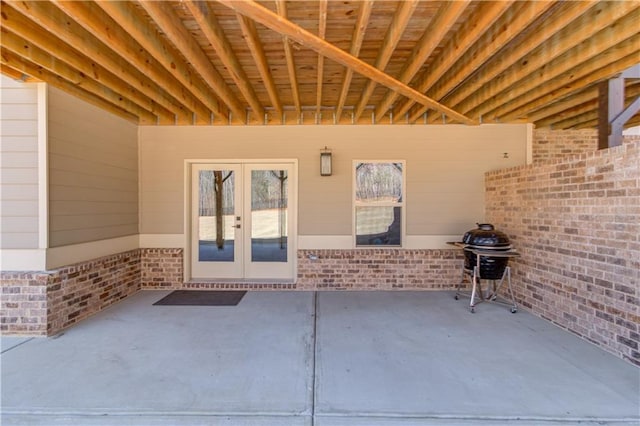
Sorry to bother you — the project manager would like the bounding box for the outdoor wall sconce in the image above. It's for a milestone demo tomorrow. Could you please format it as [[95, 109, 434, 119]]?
[[320, 147, 332, 176]]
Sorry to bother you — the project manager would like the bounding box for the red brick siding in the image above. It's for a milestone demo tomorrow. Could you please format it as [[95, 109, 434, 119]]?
[[1, 250, 141, 336], [486, 139, 640, 366], [533, 128, 639, 164], [140, 248, 183, 289]]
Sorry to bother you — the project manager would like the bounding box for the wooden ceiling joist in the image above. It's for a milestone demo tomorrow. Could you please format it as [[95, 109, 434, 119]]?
[[0, 5, 174, 123], [236, 13, 282, 120], [392, 0, 515, 121], [352, 0, 419, 122], [426, 0, 599, 124], [374, 0, 469, 122], [1, 0, 636, 130], [94, 0, 227, 124], [473, 7, 640, 122], [488, 31, 640, 123], [218, 0, 475, 125], [1, 48, 139, 123], [408, 0, 557, 124], [50, 0, 212, 124], [335, 0, 373, 121], [1, 29, 159, 124], [3, 0, 192, 124], [136, 0, 246, 123], [275, 0, 301, 116], [185, 0, 264, 119], [315, 0, 327, 120]]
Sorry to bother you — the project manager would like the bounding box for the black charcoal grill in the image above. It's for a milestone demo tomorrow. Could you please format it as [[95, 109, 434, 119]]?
[[452, 223, 519, 313], [462, 223, 511, 279]]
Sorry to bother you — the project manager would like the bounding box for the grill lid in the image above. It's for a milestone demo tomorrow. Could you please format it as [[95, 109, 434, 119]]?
[[462, 223, 511, 250]]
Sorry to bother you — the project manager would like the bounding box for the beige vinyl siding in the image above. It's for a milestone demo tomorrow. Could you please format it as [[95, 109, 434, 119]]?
[[0, 75, 39, 249], [139, 125, 527, 237], [48, 87, 138, 247]]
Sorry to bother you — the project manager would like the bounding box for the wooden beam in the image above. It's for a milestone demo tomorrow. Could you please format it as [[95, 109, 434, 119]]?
[[236, 13, 282, 119], [0, 49, 139, 123], [1, 29, 158, 124], [373, 0, 469, 122], [316, 0, 327, 118], [454, 1, 639, 120], [498, 51, 640, 127], [548, 85, 640, 129], [95, 0, 227, 123], [217, 0, 476, 125], [408, 0, 555, 124], [185, 0, 263, 119], [275, 0, 301, 115], [335, 0, 373, 121], [392, 0, 514, 121], [137, 0, 246, 123], [50, 0, 213, 124], [353, 0, 419, 122], [427, 0, 598, 124], [479, 26, 640, 123], [4, 0, 191, 124], [528, 86, 598, 126], [0, 8, 175, 124], [0, 64, 39, 83]]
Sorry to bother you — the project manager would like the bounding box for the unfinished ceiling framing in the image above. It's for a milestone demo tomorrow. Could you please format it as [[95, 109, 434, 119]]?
[[1, 0, 639, 127]]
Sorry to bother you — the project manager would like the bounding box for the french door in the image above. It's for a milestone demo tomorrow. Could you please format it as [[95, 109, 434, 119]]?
[[191, 162, 295, 281]]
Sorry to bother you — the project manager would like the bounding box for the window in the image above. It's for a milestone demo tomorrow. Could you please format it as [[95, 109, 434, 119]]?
[[354, 161, 405, 247]]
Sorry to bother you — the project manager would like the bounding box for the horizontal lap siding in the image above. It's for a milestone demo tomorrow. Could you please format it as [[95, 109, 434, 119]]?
[[0, 75, 39, 249], [48, 87, 138, 247], [139, 125, 528, 236]]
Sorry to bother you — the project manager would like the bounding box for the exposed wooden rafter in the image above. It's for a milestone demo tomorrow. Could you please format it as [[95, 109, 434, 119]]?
[[185, 0, 264, 120], [217, 0, 476, 125], [353, 0, 419, 122], [335, 0, 373, 121], [136, 0, 246, 123], [236, 13, 282, 120], [1, 0, 636, 130], [374, 0, 469, 122], [315, 0, 327, 120], [392, 0, 514, 121], [275, 0, 301, 116]]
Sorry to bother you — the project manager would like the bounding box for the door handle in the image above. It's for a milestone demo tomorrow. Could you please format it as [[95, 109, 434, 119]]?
[[235, 224, 241, 229]]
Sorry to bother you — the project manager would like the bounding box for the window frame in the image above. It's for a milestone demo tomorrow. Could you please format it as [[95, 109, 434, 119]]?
[[352, 160, 406, 248]]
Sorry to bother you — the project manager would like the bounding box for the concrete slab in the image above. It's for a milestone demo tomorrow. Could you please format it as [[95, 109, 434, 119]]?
[[1, 337, 33, 354], [1, 291, 315, 425], [1, 290, 638, 426], [314, 291, 639, 424]]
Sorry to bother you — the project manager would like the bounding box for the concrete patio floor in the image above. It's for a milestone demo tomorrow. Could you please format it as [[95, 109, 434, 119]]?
[[1, 291, 638, 425]]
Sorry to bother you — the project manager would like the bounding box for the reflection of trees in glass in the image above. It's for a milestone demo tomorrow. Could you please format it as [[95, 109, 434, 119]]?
[[199, 170, 234, 249], [356, 163, 403, 202], [252, 170, 288, 249]]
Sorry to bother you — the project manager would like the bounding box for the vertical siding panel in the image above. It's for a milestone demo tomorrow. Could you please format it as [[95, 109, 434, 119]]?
[[0, 75, 39, 249], [47, 87, 138, 247]]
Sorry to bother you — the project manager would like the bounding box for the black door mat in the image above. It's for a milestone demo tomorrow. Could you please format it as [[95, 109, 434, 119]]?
[[153, 290, 246, 306]]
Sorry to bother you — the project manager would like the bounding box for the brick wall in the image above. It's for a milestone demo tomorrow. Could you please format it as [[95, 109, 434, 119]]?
[[297, 249, 463, 290], [486, 139, 639, 366], [533, 128, 640, 164], [140, 248, 183, 289], [1, 250, 141, 336], [138, 248, 465, 291], [1, 272, 50, 335]]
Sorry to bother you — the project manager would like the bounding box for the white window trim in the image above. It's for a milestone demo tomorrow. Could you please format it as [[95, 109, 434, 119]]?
[[352, 160, 406, 248]]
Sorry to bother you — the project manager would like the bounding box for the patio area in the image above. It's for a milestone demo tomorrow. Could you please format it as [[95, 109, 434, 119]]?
[[1, 290, 638, 425]]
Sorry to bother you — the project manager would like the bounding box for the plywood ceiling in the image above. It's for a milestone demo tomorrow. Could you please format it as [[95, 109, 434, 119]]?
[[1, 0, 639, 128]]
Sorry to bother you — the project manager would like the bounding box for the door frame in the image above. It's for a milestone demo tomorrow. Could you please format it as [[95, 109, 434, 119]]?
[[184, 159, 298, 283]]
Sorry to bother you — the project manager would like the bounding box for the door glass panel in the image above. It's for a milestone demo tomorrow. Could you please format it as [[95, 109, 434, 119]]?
[[198, 169, 235, 262], [251, 170, 288, 262]]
